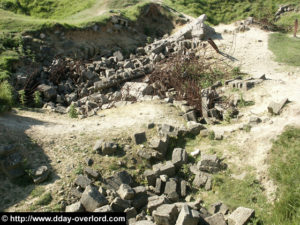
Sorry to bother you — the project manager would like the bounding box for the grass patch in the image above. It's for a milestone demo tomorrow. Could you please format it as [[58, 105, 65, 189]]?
[[268, 126, 300, 224], [163, 0, 299, 26], [238, 94, 255, 108], [269, 33, 300, 66], [212, 172, 269, 221], [0, 80, 14, 112], [0, 0, 96, 19], [74, 164, 83, 175], [35, 192, 52, 206], [30, 186, 46, 198]]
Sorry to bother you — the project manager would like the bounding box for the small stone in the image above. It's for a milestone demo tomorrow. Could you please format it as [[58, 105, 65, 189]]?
[[148, 123, 155, 129], [133, 132, 147, 145], [172, 148, 188, 168], [84, 167, 100, 179], [160, 174, 168, 182], [193, 172, 211, 188], [110, 197, 131, 212], [180, 180, 187, 197], [65, 202, 84, 212], [117, 184, 135, 200], [175, 205, 200, 225], [33, 166, 50, 184], [191, 149, 200, 157], [75, 175, 92, 189], [80, 185, 108, 212], [155, 178, 163, 194], [205, 213, 226, 225], [147, 195, 169, 213], [125, 207, 137, 219], [153, 204, 178, 225], [94, 205, 113, 212], [86, 158, 94, 166], [93, 140, 103, 152], [267, 98, 288, 115], [209, 202, 229, 215]]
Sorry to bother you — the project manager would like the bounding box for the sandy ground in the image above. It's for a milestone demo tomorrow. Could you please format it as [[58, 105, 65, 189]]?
[[209, 24, 300, 200]]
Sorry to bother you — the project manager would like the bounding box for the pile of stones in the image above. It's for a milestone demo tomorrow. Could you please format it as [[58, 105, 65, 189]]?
[[65, 122, 255, 225], [15, 14, 216, 117]]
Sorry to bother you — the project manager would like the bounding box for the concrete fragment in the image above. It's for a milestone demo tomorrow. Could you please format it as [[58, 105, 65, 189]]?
[[205, 213, 227, 225], [153, 204, 179, 225], [175, 205, 200, 225], [267, 98, 288, 115], [80, 185, 108, 212], [228, 207, 255, 225]]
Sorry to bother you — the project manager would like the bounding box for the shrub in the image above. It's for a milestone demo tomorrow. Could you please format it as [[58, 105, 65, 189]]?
[[149, 53, 233, 116], [18, 89, 26, 106], [68, 103, 78, 118], [147, 36, 152, 44], [33, 91, 42, 107], [0, 80, 14, 112]]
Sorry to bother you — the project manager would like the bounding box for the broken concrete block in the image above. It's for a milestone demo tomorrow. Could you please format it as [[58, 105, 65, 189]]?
[[172, 148, 188, 168], [192, 172, 211, 189], [267, 98, 288, 115], [153, 204, 179, 225], [228, 207, 255, 225], [205, 213, 227, 225], [175, 204, 200, 225], [197, 154, 221, 173], [133, 132, 147, 145], [80, 185, 108, 212], [65, 201, 84, 212], [117, 184, 135, 200], [147, 195, 169, 213]]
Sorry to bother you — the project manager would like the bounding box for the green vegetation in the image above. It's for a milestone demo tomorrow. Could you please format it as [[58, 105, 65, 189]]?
[[213, 172, 269, 222], [18, 89, 26, 106], [208, 131, 215, 140], [68, 104, 78, 118], [33, 91, 42, 107], [243, 124, 252, 133], [0, 0, 96, 19], [35, 192, 52, 206], [238, 93, 255, 107], [268, 127, 300, 225], [74, 164, 83, 175], [0, 80, 14, 112], [269, 33, 300, 66], [164, 0, 300, 27], [30, 186, 46, 198]]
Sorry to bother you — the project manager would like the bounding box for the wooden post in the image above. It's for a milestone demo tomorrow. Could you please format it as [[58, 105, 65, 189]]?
[[294, 19, 298, 38], [208, 38, 220, 53]]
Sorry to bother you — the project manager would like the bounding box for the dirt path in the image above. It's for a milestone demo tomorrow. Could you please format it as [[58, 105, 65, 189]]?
[[208, 24, 300, 200], [0, 101, 184, 140]]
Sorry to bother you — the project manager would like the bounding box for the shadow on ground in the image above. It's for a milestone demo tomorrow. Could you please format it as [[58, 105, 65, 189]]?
[[0, 111, 59, 212]]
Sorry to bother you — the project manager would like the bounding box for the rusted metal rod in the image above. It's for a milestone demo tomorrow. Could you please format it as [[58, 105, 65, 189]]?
[[208, 38, 220, 53], [294, 19, 298, 38]]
